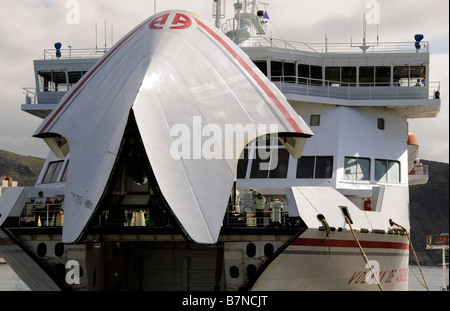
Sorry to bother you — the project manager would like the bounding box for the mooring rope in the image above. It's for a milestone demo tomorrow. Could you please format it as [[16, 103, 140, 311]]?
[[344, 216, 384, 291], [389, 219, 430, 291]]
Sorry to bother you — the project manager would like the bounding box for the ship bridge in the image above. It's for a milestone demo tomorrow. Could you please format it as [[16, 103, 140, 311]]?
[[240, 40, 441, 119], [22, 48, 107, 119]]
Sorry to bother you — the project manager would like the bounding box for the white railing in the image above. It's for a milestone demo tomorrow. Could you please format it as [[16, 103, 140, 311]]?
[[21, 198, 64, 227], [272, 76, 441, 101], [40, 47, 110, 60], [232, 35, 429, 54]]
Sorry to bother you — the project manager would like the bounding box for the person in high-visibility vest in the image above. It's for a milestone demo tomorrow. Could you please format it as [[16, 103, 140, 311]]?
[[254, 193, 266, 227], [34, 191, 45, 225]]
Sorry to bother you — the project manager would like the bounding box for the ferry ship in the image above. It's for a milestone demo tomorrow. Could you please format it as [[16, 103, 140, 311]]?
[[0, 1, 441, 291]]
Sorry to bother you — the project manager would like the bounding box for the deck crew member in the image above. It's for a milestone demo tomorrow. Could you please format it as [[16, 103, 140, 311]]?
[[255, 193, 266, 227], [34, 191, 45, 225]]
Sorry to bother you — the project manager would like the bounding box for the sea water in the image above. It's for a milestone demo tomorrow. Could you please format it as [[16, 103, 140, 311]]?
[[0, 261, 448, 291]]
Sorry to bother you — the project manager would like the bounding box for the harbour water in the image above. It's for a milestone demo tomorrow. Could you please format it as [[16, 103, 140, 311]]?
[[0, 260, 447, 291]]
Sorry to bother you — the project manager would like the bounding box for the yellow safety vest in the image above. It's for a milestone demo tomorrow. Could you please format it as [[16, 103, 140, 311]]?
[[35, 197, 44, 210], [256, 198, 265, 210]]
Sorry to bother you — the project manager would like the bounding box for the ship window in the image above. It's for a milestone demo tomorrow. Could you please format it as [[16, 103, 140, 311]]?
[[270, 61, 283, 82], [375, 159, 400, 183], [42, 161, 64, 184], [60, 160, 69, 182], [250, 148, 289, 179], [297, 156, 333, 179], [359, 67, 375, 86], [297, 156, 315, 178], [375, 66, 391, 86], [67, 71, 86, 86], [283, 62, 296, 83], [253, 60, 267, 76], [341, 67, 357, 86], [250, 148, 271, 178], [344, 157, 370, 181], [310, 115, 321, 126], [311, 65, 323, 85], [377, 118, 385, 130], [298, 64, 323, 85], [315, 157, 333, 178], [237, 149, 249, 179], [38, 71, 67, 92], [298, 64, 309, 84], [393, 65, 426, 86], [271, 61, 295, 83], [325, 67, 340, 86], [268, 149, 290, 178]]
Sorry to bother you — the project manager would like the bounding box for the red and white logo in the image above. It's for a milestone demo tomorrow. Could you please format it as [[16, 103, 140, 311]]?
[[149, 13, 192, 30]]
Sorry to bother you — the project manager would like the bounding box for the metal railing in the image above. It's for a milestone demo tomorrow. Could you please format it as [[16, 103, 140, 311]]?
[[409, 164, 429, 176], [272, 76, 441, 101], [40, 47, 110, 60], [21, 198, 64, 227], [232, 35, 430, 54], [22, 87, 68, 106], [226, 203, 290, 228]]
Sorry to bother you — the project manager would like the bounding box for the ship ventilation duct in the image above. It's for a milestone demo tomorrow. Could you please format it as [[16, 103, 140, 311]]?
[[278, 135, 307, 159], [41, 134, 70, 158]]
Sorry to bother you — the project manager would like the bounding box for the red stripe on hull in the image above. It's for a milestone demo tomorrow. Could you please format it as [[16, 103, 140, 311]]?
[[292, 238, 409, 250]]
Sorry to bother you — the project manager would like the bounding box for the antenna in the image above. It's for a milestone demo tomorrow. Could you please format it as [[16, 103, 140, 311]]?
[[359, 13, 370, 53], [212, 0, 226, 29], [104, 19, 107, 51], [95, 22, 98, 51]]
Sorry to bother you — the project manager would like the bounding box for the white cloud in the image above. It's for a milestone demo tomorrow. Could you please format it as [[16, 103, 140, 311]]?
[[0, 0, 448, 163]]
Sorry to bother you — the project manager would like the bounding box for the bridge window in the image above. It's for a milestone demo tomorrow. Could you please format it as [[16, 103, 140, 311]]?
[[237, 149, 249, 179], [325, 67, 340, 86], [297, 156, 333, 179], [393, 65, 426, 86], [271, 61, 295, 83], [60, 160, 69, 182], [249, 148, 290, 179], [252, 60, 267, 76], [376, 66, 391, 86], [325, 67, 356, 86], [375, 159, 400, 183], [38, 71, 67, 92], [359, 66, 375, 86], [344, 157, 370, 181], [298, 64, 322, 85], [342, 67, 357, 86], [42, 161, 64, 184]]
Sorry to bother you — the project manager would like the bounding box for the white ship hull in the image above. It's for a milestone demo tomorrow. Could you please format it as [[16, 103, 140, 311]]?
[[252, 230, 409, 291]]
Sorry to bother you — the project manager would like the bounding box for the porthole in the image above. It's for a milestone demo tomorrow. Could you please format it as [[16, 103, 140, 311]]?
[[247, 264, 257, 279], [264, 243, 274, 257], [55, 242, 64, 257], [229, 266, 239, 279], [54, 263, 66, 279], [246, 242, 256, 258], [37, 243, 47, 257]]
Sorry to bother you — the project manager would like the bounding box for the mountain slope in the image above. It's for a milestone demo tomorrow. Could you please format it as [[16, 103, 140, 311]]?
[[0, 149, 45, 186]]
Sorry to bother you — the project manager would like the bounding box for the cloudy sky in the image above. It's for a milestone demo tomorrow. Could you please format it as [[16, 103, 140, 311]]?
[[0, 0, 448, 163]]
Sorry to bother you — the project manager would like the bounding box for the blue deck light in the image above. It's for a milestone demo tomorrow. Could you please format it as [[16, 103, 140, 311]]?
[[414, 34, 424, 50], [54, 42, 62, 59]]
